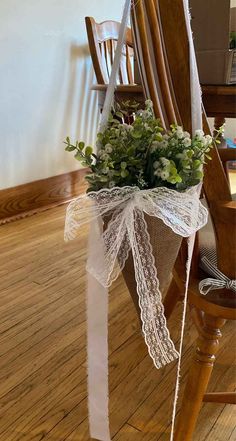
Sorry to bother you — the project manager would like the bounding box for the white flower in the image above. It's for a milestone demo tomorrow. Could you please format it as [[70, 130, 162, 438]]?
[[101, 167, 110, 174], [176, 126, 184, 138], [163, 134, 169, 140], [205, 134, 212, 144], [100, 152, 109, 161], [160, 140, 168, 148], [145, 99, 153, 108], [153, 161, 160, 169], [150, 141, 161, 152], [170, 138, 177, 147], [160, 170, 170, 180], [154, 168, 162, 177], [195, 129, 204, 139], [201, 137, 207, 147], [105, 144, 113, 153], [160, 157, 170, 166], [183, 131, 190, 138], [183, 137, 191, 147]]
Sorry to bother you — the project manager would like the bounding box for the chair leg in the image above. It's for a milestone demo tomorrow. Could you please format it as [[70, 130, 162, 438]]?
[[174, 313, 226, 441], [163, 277, 183, 320]]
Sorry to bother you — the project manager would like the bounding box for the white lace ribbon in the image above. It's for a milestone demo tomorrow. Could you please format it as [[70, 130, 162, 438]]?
[[65, 185, 208, 440]]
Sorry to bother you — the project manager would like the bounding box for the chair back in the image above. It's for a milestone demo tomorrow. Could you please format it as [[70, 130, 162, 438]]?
[[85, 17, 134, 85], [132, 0, 234, 277]]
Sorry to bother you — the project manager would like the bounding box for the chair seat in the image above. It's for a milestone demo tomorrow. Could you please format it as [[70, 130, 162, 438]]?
[[197, 198, 236, 309], [173, 202, 236, 315]]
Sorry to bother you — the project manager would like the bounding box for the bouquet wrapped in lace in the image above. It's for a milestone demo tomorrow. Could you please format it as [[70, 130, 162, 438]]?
[[64, 99, 215, 367]]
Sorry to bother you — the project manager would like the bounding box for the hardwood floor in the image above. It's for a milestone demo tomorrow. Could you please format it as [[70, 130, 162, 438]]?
[[0, 205, 235, 440]]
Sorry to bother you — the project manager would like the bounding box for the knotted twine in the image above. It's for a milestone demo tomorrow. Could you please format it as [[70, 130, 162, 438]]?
[[64, 1, 206, 440]]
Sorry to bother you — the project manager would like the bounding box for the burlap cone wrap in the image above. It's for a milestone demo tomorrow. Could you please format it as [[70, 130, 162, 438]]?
[[122, 215, 182, 316]]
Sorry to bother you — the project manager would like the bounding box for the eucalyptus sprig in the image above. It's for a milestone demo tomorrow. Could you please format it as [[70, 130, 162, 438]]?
[[64, 100, 216, 192], [64, 138, 97, 170]]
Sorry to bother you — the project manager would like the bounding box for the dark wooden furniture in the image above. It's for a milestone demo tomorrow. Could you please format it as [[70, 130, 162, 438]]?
[[90, 83, 236, 135], [86, 6, 236, 440], [202, 84, 236, 144], [202, 85, 236, 119], [85, 17, 134, 85], [131, 1, 236, 440], [86, 18, 236, 131]]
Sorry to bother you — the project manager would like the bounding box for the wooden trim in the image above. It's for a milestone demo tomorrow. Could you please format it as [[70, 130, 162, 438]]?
[[0, 169, 88, 224]]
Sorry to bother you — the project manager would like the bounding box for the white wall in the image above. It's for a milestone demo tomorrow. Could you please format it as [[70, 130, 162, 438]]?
[[1, 1, 235, 189], [0, 0, 123, 189]]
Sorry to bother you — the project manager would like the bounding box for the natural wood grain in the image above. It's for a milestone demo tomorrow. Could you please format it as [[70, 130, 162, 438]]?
[[0, 169, 88, 224], [131, 3, 236, 439], [202, 85, 236, 118], [0, 205, 235, 440], [85, 17, 134, 85]]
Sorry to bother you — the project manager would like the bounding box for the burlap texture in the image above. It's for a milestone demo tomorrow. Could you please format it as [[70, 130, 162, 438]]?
[[122, 215, 182, 316]]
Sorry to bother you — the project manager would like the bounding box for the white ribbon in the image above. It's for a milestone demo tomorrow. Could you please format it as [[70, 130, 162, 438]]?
[[64, 0, 206, 439], [170, 2, 204, 440], [65, 185, 208, 440], [199, 256, 236, 295]]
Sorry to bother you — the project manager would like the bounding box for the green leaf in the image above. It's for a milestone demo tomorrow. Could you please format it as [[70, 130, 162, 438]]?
[[115, 111, 124, 119], [194, 170, 203, 179], [121, 169, 129, 178], [99, 176, 108, 182], [193, 159, 201, 169], [81, 161, 88, 167], [65, 145, 76, 152], [74, 152, 83, 161], [79, 142, 85, 150], [127, 146, 136, 156], [85, 146, 93, 156], [131, 131, 142, 139], [121, 161, 127, 170]]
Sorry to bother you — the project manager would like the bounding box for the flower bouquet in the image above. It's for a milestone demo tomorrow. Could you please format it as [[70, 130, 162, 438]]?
[[65, 100, 214, 321]]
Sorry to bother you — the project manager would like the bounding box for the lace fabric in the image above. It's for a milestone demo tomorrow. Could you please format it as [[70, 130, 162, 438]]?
[[65, 185, 208, 369]]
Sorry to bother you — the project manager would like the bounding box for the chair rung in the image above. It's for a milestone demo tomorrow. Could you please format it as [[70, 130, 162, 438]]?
[[203, 392, 236, 404]]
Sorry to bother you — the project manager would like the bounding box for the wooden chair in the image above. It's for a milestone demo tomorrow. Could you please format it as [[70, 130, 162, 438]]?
[[85, 17, 135, 85], [131, 1, 236, 439]]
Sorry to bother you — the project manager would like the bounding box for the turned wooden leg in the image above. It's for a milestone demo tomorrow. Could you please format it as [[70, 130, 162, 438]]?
[[163, 278, 183, 320], [174, 313, 226, 441]]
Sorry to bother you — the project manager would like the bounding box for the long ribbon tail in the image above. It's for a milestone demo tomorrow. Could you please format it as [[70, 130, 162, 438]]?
[[169, 233, 196, 441], [169, 1, 204, 438], [87, 218, 111, 441], [128, 209, 179, 368]]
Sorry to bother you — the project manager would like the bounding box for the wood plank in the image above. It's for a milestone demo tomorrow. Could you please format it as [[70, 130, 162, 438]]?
[[0, 168, 88, 223], [0, 204, 234, 441]]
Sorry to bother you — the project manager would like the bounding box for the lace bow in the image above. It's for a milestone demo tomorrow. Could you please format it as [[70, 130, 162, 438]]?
[[65, 185, 208, 369]]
